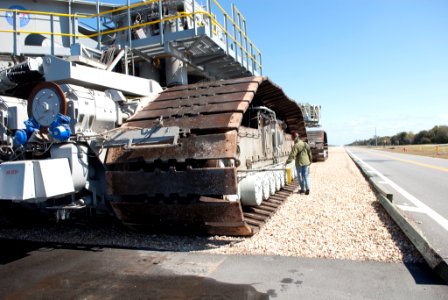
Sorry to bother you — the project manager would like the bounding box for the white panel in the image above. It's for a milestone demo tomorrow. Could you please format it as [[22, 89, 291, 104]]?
[[0, 161, 36, 200], [50, 144, 88, 191], [33, 158, 75, 198]]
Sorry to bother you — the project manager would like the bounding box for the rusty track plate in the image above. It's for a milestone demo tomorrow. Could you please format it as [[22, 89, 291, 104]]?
[[126, 112, 243, 131], [111, 196, 252, 236], [130, 100, 250, 120], [143, 92, 254, 110], [106, 131, 238, 165], [156, 82, 259, 101], [164, 76, 263, 92], [106, 167, 237, 196]]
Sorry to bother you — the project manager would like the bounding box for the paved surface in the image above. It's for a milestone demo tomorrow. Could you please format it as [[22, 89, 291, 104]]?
[[346, 147, 448, 268], [0, 239, 447, 300]]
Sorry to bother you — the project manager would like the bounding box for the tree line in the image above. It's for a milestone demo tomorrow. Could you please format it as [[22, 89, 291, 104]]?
[[349, 125, 448, 146]]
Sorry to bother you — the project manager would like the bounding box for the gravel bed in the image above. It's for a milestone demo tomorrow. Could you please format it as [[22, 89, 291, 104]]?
[[203, 147, 423, 263], [0, 147, 422, 263]]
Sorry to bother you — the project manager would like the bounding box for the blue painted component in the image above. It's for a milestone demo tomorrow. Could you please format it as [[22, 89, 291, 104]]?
[[49, 114, 72, 141], [50, 125, 71, 141], [24, 118, 40, 136], [14, 130, 28, 145]]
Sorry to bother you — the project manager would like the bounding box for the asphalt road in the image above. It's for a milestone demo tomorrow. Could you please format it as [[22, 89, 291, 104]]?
[[346, 147, 448, 266], [0, 238, 447, 300]]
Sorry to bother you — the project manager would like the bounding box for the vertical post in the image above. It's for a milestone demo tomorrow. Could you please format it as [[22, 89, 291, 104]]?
[[238, 13, 243, 65], [192, 0, 196, 35], [159, 0, 164, 45], [127, 0, 132, 48], [68, 0, 73, 45], [13, 11, 18, 55], [250, 43, 254, 73], [50, 15, 55, 55], [259, 53, 262, 75], [375, 127, 377, 146], [224, 14, 229, 54], [231, 4, 237, 61], [207, 0, 212, 37], [72, 16, 78, 44], [124, 46, 128, 75], [96, 0, 101, 50], [244, 19, 249, 70]]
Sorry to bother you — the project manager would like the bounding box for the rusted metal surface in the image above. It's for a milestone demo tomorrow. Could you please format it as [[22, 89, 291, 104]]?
[[107, 167, 237, 196], [129, 100, 250, 120], [307, 130, 328, 162], [154, 82, 259, 101], [109, 182, 298, 236], [126, 112, 243, 131], [106, 131, 238, 164], [160, 76, 263, 93], [110, 196, 252, 236], [106, 76, 307, 236], [143, 92, 254, 110]]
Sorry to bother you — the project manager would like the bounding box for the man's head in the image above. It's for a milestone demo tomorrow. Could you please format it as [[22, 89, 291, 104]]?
[[292, 132, 300, 141]]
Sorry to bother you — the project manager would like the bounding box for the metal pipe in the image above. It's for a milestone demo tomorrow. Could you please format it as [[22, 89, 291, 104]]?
[[244, 19, 249, 69], [13, 11, 17, 55], [192, 0, 196, 35], [68, 0, 73, 44], [207, 0, 212, 37], [159, 0, 164, 45], [231, 3, 237, 61], [50, 15, 55, 55], [96, 0, 101, 49], [224, 14, 229, 54], [127, 0, 132, 49], [106, 49, 125, 71]]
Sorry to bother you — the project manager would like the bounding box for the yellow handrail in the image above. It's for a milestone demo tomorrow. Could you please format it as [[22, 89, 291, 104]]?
[[97, 0, 159, 17], [211, 0, 261, 54], [0, 0, 262, 70], [0, 7, 92, 18], [0, 29, 77, 38]]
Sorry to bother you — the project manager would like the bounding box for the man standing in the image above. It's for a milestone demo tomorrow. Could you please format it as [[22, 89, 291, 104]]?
[[285, 132, 313, 194]]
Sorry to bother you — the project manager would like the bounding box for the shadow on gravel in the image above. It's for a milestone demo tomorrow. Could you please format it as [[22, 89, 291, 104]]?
[[0, 218, 242, 253], [0, 201, 242, 253]]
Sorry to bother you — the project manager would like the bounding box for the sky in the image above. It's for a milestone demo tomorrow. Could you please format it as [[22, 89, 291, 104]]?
[[103, 0, 448, 145]]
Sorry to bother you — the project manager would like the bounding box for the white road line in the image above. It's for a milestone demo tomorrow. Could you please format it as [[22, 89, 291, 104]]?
[[347, 148, 448, 232], [378, 181, 389, 184], [397, 205, 425, 213]]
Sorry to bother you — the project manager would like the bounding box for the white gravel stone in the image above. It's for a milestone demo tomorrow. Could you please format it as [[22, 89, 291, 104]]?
[[0, 147, 422, 263], [201, 147, 423, 263]]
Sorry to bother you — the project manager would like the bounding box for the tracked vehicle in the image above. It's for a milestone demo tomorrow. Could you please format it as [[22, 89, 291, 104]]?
[[299, 103, 328, 162], [0, 0, 308, 235]]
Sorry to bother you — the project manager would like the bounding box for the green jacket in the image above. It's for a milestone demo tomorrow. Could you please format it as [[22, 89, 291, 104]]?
[[286, 140, 312, 167]]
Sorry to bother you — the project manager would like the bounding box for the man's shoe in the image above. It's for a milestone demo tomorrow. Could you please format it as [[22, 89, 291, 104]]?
[[305, 190, 310, 195], [299, 190, 305, 194]]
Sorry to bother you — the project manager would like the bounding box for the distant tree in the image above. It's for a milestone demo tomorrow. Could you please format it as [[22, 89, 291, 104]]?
[[413, 130, 432, 144], [349, 126, 448, 145], [430, 126, 448, 144], [382, 136, 391, 146], [391, 131, 413, 145]]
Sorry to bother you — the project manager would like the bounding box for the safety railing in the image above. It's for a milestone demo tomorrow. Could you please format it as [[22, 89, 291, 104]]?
[[0, 0, 262, 74]]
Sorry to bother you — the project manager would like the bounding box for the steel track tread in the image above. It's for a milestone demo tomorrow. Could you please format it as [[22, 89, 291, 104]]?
[[259, 202, 279, 209], [241, 181, 299, 233]]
